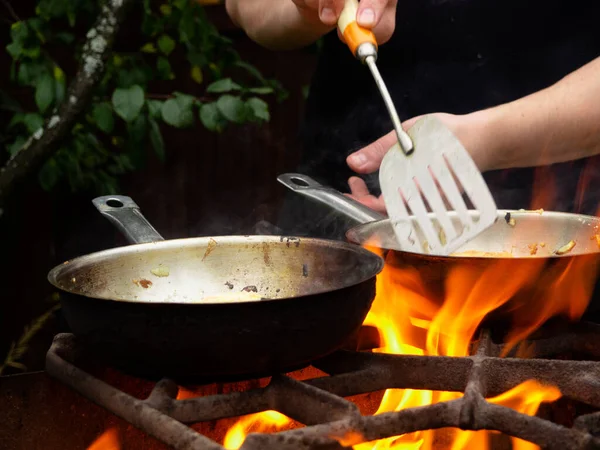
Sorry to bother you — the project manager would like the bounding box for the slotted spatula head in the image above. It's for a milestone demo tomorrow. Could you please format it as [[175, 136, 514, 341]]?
[[380, 115, 498, 256]]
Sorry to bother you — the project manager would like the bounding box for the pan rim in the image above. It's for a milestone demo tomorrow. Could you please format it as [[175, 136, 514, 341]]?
[[47, 235, 385, 305], [346, 209, 600, 260]]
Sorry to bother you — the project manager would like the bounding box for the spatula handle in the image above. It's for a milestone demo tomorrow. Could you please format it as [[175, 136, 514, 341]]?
[[338, 0, 378, 62]]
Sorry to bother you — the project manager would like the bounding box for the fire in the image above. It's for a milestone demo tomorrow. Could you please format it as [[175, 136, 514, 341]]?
[[222, 203, 599, 449], [87, 427, 121, 450], [223, 410, 292, 449]]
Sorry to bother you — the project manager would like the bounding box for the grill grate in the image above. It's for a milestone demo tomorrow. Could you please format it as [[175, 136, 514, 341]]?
[[45, 325, 600, 450]]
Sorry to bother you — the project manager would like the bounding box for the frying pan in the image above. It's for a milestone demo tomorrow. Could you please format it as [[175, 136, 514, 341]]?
[[278, 173, 600, 323], [47, 195, 384, 379]]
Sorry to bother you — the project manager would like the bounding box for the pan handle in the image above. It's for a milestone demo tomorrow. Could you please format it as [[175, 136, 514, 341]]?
[[92, 195, 165, 244], [277, 173, 386, 224]]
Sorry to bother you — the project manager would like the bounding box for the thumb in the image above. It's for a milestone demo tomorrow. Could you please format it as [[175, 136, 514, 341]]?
[[346, 130, 397, 174], [346, 115, 424, 174]]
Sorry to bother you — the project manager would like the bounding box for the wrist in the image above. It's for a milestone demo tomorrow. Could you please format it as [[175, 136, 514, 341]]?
[[460, 107, 506, 172]]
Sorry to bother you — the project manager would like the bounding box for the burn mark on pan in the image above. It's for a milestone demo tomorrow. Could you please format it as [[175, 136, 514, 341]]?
[[302, 264, 309, 277], [280, 236, 301, 248], [242, 285, 258, 293], [262, 242, 271, 265], [133, 279, 153, 289], [202, 238, 218, 261], [225, 281, 234, 290]]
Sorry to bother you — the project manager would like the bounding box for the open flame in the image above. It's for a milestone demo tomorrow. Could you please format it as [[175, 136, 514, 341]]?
[[223, 226, 597, 449], [87, 427, 121, 450]]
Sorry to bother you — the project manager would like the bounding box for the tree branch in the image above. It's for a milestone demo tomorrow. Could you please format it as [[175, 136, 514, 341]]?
[[0, 0, 135, 216]]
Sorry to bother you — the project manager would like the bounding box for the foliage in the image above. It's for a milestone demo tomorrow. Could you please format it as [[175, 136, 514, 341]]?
[[0, 294, 60, 376], [2, 0, 287, 195]]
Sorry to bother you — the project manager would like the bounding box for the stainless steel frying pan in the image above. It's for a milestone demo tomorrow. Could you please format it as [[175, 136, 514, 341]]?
[[47, 195, 384, 379], [278, 173, 600, 323]]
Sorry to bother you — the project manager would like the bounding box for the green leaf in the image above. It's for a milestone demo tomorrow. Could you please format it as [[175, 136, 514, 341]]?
[[149, 118, 165, 161], [6, 42, 23, 59], [157, 56, 174, 80], [246, 97, 270, 122], [199, 102, 226, 132], [23, 113, 44, 134], [38, 158, 60, 191], [92, 103, 114, 134], [159, 4, 172, 15], [234, 61, 266, 83], [179, 14, 195, 42], [141, 43, 157, 53], [35, 74, 54, 113], [127, 114, 148, 145], [8, 112, 25, 129], [146, 99, 163, 119], [53, 65, 66, 104], [190, 66, 203, 84], [7, 136, 26, 155], [111, 85, 145, 122], [17, 63, 34, 85], [216, 95, 246, 123], [161, 96, 194, 128], [248, 87, 274, 95], [10, 21, 29, 43], [157, 35, 176, 56], [206, 78, 241, 94]]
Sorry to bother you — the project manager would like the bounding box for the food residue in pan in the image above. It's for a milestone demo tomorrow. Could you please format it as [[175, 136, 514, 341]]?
[[527, 243, 538, 255], [202, 238, 218, 261], [554, 240, 576, 256], [150, 265, 170, 277], [504, 212, 516, 227], [133, 279, 153, 289]]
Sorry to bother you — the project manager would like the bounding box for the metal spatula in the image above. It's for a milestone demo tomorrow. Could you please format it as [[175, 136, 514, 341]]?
[[338, 0, 498, 255]]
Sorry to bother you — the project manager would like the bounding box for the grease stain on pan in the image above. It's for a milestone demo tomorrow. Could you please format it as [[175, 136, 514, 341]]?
[[262, 242, 271, 265], [280, 236, 301, 248], [202, 238, 218, 261]]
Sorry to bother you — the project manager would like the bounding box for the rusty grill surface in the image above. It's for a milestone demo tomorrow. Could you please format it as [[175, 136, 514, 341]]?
[[45, 326, 600, 450]]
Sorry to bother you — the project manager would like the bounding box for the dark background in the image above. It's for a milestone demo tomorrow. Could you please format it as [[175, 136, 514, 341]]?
[[0, 4, 319, 372]]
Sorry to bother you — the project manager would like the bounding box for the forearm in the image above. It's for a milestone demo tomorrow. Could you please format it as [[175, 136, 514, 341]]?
[[473, 57, 600, 171], [225, 0, 333, 50]]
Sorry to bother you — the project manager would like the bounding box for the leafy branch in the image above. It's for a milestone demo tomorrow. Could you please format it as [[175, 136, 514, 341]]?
[[0, 296, 60, 376], [0, 0, 288, 214], [0, 0, 135, 212]]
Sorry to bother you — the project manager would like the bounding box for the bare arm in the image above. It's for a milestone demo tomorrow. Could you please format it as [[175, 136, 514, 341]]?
[[345, 56, 600, 211], [473, 56, 600, 171], [225, 1, 333, 50], [348, 56, 600, 173], [225, 0, 398, 51]]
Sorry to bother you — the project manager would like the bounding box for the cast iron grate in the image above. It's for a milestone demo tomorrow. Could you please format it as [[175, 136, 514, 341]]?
[[45, 325, 600, 450]]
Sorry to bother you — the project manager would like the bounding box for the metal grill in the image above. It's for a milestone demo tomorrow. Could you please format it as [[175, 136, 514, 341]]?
[[45, 324, 600, 450]]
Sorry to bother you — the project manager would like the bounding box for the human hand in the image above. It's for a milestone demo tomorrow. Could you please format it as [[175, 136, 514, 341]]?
[[345, 112, 492, 210], [292, 0, 398, 44]]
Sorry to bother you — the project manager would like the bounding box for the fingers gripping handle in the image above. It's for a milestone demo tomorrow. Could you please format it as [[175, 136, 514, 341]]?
[[277, 173, 386, 224], [338, 0, 378, 60]]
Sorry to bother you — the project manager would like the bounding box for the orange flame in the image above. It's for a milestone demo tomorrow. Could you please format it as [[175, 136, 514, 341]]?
[[87, 427, 121, 450], [223, 199, 598, 449], [223, 410, 292, 449]]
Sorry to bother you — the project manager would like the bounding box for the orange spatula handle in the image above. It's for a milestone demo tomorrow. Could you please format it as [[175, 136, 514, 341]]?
[[338, 0, 378, 61]]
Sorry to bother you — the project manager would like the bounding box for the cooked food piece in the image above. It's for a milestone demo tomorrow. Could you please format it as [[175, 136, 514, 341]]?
[[151, 265, 170, 277], [555, 240, 576, 255], [528, 243, 538, 255]]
